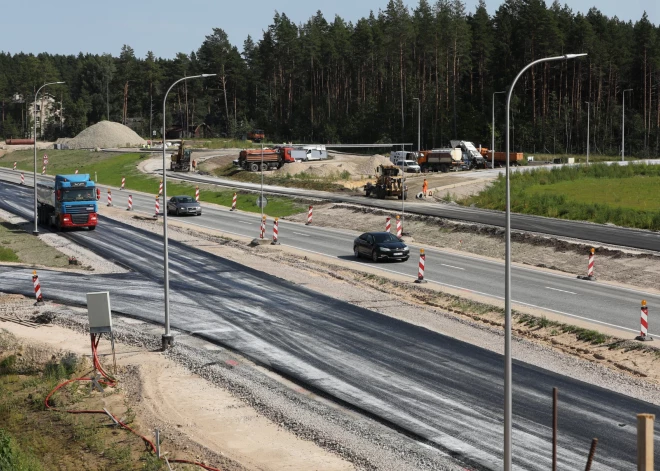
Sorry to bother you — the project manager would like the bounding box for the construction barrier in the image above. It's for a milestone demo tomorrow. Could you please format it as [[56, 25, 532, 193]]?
[[396, 215, 402, 238], [127, 194, 133, 211], [107, 190, 113, 207], [13, 162, 16, 170], [32, 270, 44, 305], [74, 169, 78, 174], [158, 180, 163, 197], [415, 249, 427, 283], [272, 217, 279, 245], [20, 173, 24, 185], [385, 216, 391, 233], [155, 197, 160, 216], [306, 205, 313, 225], [230, 192, 237, 211], [195, 186, 200, 203], [260, 215, 266, 239], [577, 248, 596, 281], [42, 165, 46, 175], [96, 188, 101, 200], [120, 177, 125, 190], [636, 300, 652, 341]]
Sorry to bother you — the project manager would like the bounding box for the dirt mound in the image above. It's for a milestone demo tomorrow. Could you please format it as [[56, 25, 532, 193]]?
[[274, 154, 392, 179], [354, 155, 392, 176], [62, 121, 146, 149]]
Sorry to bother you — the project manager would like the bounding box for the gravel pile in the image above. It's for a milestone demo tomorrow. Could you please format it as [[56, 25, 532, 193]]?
[[62, 121, 146, 149], [274, 154, 392, 178]]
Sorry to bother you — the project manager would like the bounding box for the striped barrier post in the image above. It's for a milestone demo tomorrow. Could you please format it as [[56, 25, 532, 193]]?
[[158, 180, 163, 197], [96, 188, 100, 201], [260, 215, 266, 239], [230, 192, 237, 211], [385, 216, 391, 233], [20, 173, 24, 185], [272, 217, 280, 245], [75, 169, 78, 174], [120, 177, 125, 190], [127, 194, 133, 211], [155, 197, 160, 216], [587, 248, 595, 279], [42, 165, 46, 175], [32, 270, 44, 305], [306, 205, 313, 225], [195, 186, 200, 203], [107, 190, 113, 207], [636, 300, 653, 341], [13, 162, 16, 170], [415, 249, 427, 283], [396, 215, 402, 238]]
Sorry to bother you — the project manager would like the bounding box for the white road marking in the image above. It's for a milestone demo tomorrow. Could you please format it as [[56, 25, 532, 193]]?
[[238, 221, 252, 224], [441, 264, 465, 271], [292, 232, 311, 237], [546, 287, 576, 295]]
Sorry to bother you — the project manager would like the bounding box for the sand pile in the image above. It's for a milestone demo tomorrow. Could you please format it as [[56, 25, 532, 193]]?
[[62, 121, 146, 149], [353, 155, 392, 176], [274, 154, 392, 178]]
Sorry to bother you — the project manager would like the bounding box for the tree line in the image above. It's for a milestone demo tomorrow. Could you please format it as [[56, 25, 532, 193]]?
[[1, 0, 659, 157]]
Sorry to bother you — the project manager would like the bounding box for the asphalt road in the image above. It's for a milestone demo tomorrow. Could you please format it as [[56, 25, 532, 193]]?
[[0, 179, 659, 469]]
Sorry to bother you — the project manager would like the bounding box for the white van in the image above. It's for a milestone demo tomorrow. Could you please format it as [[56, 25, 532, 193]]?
[[390, 151, 418, 165], [398, 160, 421, 173]]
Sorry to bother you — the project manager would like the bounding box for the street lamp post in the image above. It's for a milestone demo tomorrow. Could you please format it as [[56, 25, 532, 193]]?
[[33, 81, 64, 235], [162, 73, 216, 350], [504, 53, 586, 470], [413, 98, 420, 153], [622, 89, 633, 161], [585, 101, 590, 165], [492, 91, 506, 169]]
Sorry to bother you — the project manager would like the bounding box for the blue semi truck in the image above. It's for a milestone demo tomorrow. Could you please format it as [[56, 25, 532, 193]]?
[[36, 174, 98, 230]]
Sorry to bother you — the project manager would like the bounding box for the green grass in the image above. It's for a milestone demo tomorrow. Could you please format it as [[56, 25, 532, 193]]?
[[526, 153, 643, 164], [461, 162, 660, 230], [0, 150, 306, 218], [0, 246, 19, 262]]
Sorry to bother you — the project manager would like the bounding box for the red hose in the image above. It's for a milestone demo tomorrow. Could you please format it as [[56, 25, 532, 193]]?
[[44, 333, 222, 471]]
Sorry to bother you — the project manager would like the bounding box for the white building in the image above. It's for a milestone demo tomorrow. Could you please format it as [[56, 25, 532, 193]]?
[[27, 93, 63, 138]]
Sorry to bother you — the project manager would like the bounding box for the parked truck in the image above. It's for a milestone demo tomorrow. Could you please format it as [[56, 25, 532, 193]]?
[[450, 140, 487, 169], [364, 165, 408, 200], [237, 147, 297, 171], [417, 148, 463, 172], [478, 147, 524, 166], [37, 174, 98, 231], [248, 129, 265, 143]]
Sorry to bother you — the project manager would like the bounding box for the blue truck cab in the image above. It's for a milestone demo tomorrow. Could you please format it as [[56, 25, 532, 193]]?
[[36, 174, 98, 230]]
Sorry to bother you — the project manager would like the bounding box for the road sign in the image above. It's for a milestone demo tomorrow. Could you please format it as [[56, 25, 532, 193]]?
[[256, 195, 268, 208], [153, 130, 156, 136]]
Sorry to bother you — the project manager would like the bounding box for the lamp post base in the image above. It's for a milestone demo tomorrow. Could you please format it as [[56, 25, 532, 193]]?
[[32, 230, 39, 236], [161, 334, 174, 350]]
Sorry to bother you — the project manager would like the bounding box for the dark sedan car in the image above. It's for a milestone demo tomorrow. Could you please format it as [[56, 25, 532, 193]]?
[[353, 231, 410, 262], [167, 196, 202, 216]]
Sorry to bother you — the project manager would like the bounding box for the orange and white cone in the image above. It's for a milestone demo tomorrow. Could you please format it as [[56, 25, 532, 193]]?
[[636, 300, 653, 341], [155, 196, 160, 216], [120, 177, 125, 190], [127, 194, 133, 211], [396, 215, 402, 238], [195, 186, 200, 203], [306, 205, 313, 225], [107, 190, 113, 207], [20, 173, 24, 185], [385, 216, 391, 233], [578, 248, 596, 280], [272, 217, 280, 245], [230, 192, 237, 211], [414, 249, 427, 283], [158, 180, 163, 197], [32, 270, 44, 305]]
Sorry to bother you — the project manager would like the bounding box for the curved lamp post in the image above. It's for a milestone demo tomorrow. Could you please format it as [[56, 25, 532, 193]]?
[[33, 81, 65, 235], [491, 91, 506, 169], [503, 53, 586, 470], [162, 73, 216, 350]]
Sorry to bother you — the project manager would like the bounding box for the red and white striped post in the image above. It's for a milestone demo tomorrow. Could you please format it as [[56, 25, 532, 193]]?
[[120, 177, 125, 190], [272, 217, 280, 245], [385, 216, 391, 233], [107, 189, 113, 207], [13, 162, 16, 170], [155, 196, 160, 216], [20, 173, 25, 185], [195, 186, 200, 203], [415, 249, 427, 283], [230, 192, 237, 211], [260, 215, 266, 239], [158, 180, 163, 197], [636, 300, 652, 341], [587, 248, 595, 280], [75, 169, 78, 174], [396, 215, 402, 238], [127, 194, 133, 211], [42, 165, 46, 175], [32, 270, 44, 305], [306, 205, 313, 225]]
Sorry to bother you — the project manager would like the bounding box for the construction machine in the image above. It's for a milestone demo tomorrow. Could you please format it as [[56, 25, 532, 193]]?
[[364, 165, 408, 200], [171, 141, 193, 171]]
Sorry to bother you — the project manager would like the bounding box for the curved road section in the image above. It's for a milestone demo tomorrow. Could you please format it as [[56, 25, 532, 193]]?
[[0, 184, 658, 469]]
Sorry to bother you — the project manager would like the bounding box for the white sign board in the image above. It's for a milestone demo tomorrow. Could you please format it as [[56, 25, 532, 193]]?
[[86, 291, 113, 333]]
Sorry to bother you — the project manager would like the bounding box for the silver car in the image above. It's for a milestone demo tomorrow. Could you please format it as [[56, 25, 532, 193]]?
[[167, 196, 201, 216]]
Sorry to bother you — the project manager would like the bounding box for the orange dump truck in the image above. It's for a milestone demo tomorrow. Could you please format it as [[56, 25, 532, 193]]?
[[479, 148, 524, 166]]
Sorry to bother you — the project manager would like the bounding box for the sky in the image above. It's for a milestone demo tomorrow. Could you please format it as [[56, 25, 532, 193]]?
[[0, 0, 657, 59]]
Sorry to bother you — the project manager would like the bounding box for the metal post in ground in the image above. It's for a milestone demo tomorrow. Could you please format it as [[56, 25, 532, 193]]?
[[584, 438, 598, 471], [637, 414, 655, 470], [553, 387, 558, 471]]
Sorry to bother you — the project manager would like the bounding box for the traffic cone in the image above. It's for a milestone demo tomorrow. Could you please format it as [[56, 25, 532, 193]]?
[[577, 248, 596, 281], [414, 249, 427, 284], [32, 270, 44, 305], [127, 194, 133, 211], [272, 217, 280, 245], [385, 216, 391, 233], [636, 300, 653, 341], [306, 205, 313, 225], [230, 192, 237, 211], [195, 186, 200, 203], [120, 177, 125, 190]]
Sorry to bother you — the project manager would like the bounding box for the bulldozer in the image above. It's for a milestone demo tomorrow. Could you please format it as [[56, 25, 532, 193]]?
[[170, 141, 193, 172], [364, 165, 408, 200]]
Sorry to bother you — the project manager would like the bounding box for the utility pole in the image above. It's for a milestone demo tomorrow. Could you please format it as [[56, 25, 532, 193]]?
[[413, 98, 420, 153], [492, 91, 506, 169], [585, 101, 590, 164], [622, 89, 633, 161]]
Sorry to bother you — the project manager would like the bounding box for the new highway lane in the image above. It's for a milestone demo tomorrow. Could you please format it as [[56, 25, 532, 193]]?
[[0, 179, 659, 469]]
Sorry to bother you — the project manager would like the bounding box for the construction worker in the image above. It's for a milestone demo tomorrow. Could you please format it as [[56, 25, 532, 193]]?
[[422, 178, 428, 197], [192, 159, 197, 172]]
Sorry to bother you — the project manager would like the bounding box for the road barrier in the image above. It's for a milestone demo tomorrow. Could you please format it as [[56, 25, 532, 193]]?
[[306, 205, 313, 225], [231, 192, 237, 211], [272, 217, 280, 245], [396, 215, 402, 238], [636, 300, 652, 341], [127, 194, 133, 211], [415, 249, 427, 283], [195, 186, 200, 203], [107, 190, 113, 207], [158, 180, 163, 197], [20, 173, 24, 185], [260, 215, 266, 239], [42, 165, 46, 175], [32, 270, 44, 305], [13, 162, 16, 170], [75, 169, 78, 174], [155, 196, 160, 217], [121, 177, 125, 190], [577, 248, 596, 281], [385, 216, 391, 233], [96, 188, 100, 200]]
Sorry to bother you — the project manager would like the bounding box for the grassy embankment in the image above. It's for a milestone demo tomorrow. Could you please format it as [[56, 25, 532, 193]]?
[[0, 150, 305, 218], [0, 330, 175, 470], [462, 163, 660, 230], [0, 218, 73, 268]]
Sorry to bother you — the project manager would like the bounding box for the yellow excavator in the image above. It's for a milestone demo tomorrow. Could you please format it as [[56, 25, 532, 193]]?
[[170, 140, 193, 172], [364, 165, 408, 200]]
